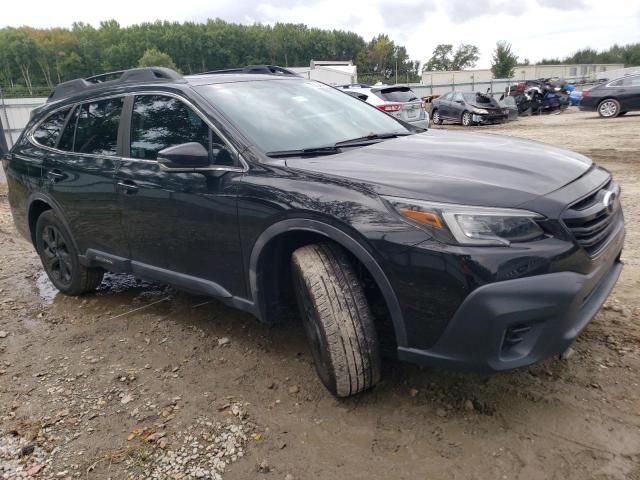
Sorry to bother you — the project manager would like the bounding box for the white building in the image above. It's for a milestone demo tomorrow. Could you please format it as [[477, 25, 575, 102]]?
[[421, 63, 625, 85], [290, 60, 357, 86]]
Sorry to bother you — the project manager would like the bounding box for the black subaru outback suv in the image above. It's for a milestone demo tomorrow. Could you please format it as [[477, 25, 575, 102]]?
[[3, 66, 624, 397]]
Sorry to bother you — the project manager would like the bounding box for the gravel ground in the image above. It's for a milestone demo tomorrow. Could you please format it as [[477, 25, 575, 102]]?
[[0, 109, 639, 479]]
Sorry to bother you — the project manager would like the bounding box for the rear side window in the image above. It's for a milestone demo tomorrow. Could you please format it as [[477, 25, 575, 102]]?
[[374, 87, 419, 103], [74, 98, 123, 156], [130, 95, 211, 160], [32, 107, 72, 148]]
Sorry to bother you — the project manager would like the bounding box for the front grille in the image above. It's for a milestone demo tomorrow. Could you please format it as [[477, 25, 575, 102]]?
[[562, 181, 621, 256]]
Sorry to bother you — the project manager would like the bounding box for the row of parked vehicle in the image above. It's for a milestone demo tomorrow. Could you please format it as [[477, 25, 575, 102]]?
[[338, 71, 640, 128]]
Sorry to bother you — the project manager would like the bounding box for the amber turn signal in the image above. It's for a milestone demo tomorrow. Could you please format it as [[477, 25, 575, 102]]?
[[398, 208, 444, 229]]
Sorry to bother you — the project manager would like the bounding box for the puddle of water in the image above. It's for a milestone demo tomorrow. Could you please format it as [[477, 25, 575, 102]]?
[[36, 270, 59, 305]]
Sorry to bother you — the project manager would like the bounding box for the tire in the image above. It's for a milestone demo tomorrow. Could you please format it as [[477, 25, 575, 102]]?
[[598, 99, 621, 118], [432, 109, 442, 125], [35, 210, 104, 295], [461, 111, 472, 126], [291, 243, 381, 397]]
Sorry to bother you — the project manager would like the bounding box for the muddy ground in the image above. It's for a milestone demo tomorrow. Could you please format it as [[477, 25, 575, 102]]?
[[1, 110, 639, 480]]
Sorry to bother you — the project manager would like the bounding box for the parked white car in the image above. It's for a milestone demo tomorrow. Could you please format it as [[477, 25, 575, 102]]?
[[338, 84, 430, 129]]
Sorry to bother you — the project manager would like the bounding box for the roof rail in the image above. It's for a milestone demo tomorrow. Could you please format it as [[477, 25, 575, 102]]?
[[46, 67, 185, 103], [199, 65, 299, 77]]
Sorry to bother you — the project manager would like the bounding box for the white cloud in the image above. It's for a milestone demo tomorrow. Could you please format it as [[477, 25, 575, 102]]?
[[1, 0, 639, 69]]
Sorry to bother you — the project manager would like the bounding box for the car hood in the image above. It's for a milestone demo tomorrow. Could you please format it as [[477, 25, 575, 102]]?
[[285, 130, 592, 208]]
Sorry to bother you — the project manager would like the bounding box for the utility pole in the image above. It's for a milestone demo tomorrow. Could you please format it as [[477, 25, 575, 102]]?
[[395, 54, 398, 85]]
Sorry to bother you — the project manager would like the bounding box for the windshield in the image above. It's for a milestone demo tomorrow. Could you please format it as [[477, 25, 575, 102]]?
[[195, 80, 411, 153]]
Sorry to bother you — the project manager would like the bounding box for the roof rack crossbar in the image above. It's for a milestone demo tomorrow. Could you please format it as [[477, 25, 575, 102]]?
[[198, 65, 299, 77], [47, 67, 185, 103]]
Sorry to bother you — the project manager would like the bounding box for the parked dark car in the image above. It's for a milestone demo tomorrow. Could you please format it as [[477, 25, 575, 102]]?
[[580, 74, 640, 118], [432, 91, 508, 126], [3, 66, 624, 397]]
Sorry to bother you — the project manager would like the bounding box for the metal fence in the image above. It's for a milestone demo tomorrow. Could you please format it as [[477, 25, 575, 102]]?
[[0, 96, 48, 150]]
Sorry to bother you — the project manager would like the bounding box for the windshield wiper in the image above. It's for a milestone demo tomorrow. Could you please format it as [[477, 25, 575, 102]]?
[[265, 146, 340, 158], [334, 132, 412, 148], [266, 132, 413, 158]]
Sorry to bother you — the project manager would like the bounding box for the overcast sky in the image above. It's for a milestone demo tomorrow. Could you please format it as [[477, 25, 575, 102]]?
[[3, 0, 640, 68]]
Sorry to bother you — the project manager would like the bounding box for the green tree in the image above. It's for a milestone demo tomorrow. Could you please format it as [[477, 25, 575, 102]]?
[[138, 48, 178, 70], [491, 41, 518, 78], [0, 20, 424, 95], [423, 43, 479, 71], [357, 34, 420, 84]]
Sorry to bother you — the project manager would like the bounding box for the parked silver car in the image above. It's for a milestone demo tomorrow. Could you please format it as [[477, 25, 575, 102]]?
[[339, 84, 429, 128]]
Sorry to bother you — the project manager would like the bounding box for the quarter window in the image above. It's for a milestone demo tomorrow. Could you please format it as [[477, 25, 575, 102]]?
[[32, 107, 72, 148], [74, 98, 123, 156]]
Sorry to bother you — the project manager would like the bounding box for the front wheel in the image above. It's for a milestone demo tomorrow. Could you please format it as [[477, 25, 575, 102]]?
[[461, 111, 473, 126], [35, 210, 104, 295], [291, 243, 381, 397], [598, 99, 621, 118]]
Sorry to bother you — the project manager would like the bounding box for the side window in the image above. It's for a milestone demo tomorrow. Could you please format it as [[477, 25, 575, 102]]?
[[74, 98, 123, 155], [453, 92, 464, 102], [441, 92, 453, 101], [32, 107, 72, 148], [130, 95, 234, 166], [621, 76, 640, 86]]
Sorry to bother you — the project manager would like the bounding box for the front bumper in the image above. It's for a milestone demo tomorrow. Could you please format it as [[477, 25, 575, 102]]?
[[472, 113, 508, 124], [397, 252, 623, 373]]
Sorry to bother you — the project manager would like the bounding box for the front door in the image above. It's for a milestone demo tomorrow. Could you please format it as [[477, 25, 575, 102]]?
[[117, 93, 246, 297]]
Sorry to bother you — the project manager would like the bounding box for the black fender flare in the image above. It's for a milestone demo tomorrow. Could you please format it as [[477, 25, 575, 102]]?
[[248, 218, 408, 347], [27, 192, 80, 252]]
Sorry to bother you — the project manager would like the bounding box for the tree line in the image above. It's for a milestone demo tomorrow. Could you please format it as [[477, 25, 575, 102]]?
[[539, 44, 640, 66], [423, 41, 639, 78], [0, 20, 420, 96], [1, 18, 637, 97]]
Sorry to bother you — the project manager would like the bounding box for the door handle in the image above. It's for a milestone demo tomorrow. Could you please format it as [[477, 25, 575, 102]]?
[[117, 180, 139, 194], [47, 169, 66, 182]]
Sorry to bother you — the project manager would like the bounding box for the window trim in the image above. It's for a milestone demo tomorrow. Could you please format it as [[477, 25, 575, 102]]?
[[29, 105, 73, 150], [28, 90, 248, 173], [122, 91, 248, 173], [28, 93, 129, 160]]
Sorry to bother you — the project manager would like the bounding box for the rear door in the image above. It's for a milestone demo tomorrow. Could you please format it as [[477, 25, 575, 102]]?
[[619, 76, 640, 110], [437, 92, 453, 118], [41, 97, 127, 258], [117, 93, 246, 296]]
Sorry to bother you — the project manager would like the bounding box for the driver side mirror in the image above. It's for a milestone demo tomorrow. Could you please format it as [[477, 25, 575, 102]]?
[[158, 142, 209, 169]]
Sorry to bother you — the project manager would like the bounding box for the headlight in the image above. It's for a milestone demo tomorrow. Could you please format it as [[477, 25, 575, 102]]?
[[383, 196, 545, 246], [472, 108, 488, 115]]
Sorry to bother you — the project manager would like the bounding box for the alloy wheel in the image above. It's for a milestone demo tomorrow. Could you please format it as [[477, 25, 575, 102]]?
[[41, 225, 73, 286], [599, 100, 618, 118]]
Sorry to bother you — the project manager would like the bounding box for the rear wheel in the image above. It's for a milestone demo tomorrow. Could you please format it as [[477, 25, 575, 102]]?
[[598, 99, 620, 118], [291, 243, 381, 397], [432, 109, 442, 125], [461, 111, 473, 126], [35, 210, 104, 295]]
